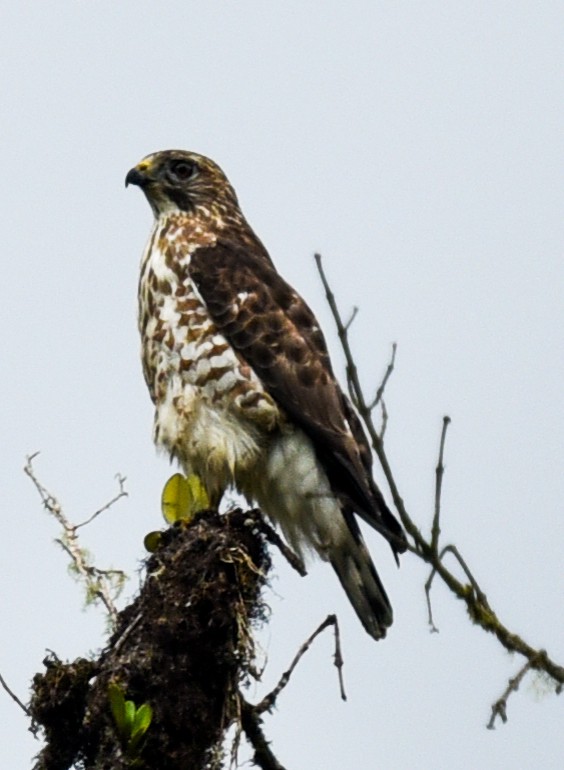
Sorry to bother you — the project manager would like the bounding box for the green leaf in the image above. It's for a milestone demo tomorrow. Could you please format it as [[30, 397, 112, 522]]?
[[161, 473, 210, 525], [131, 703, 153, 744], [185, 474, 210, 513], [143, 530, 163, 552], [108, 683, 127, 734], [124, 700, 136, 732], [161, 473, 191, 524], [128, 703, 153, 753], [132, 703, 153, 738]]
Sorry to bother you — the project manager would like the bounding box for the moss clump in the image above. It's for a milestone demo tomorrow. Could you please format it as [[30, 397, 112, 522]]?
[[31, 508, 271, 770]]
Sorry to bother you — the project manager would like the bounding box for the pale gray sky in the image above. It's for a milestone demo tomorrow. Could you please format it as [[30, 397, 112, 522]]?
[[1, 2, 562, 768]]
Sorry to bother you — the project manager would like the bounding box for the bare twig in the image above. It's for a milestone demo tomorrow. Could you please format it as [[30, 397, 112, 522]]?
[[315, 253, 366, 418], [379, 399, 389, 440], [314, 253, 564, 717], [24, 453, 127, 627], [438, 545, 488, 604], [425, 540, 489, 632], [315, 254, 391, 462], [0, 672, 30, 716], [111, 612, 143, 655], [256, 614, 346, 714], [368, 343, 397, 410], [238, 615, 345, 770], [431, 416, 450, 552], [344, 306, 359, 332], [424, 572, 440, 634], [332, 613, 346, 700], [487, 658, 537, 729], [76, 473, 128, 529]]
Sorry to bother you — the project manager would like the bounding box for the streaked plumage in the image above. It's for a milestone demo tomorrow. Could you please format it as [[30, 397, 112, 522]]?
[[126, 150, 406, 639]]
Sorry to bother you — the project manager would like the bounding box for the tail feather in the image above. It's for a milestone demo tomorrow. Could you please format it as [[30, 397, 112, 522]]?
[[329, 511, 393, 640]]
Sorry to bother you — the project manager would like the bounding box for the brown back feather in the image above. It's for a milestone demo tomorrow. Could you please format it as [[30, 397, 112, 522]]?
[[189, 239, 406, 553]]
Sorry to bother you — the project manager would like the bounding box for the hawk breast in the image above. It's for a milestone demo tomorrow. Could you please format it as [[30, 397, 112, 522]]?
[[138, 217, 280, 496]]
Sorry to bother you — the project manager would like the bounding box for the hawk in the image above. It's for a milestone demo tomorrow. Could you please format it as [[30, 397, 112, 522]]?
[[126, 150, 406, 640]]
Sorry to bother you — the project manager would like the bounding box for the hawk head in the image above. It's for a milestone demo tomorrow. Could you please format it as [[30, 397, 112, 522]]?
[[125, 150, 239, 219]]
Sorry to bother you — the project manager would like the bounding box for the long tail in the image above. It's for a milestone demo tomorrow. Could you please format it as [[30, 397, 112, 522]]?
[[329, 510, 393, 640]]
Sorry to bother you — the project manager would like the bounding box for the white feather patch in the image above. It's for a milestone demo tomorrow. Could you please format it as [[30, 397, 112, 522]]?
[[244, 427, 348, 560]]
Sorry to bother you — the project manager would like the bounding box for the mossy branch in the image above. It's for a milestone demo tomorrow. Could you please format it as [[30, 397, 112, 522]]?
[[19, 459, 341, 769], [29, 508, 273, 770], [24, 453, 127, 626]]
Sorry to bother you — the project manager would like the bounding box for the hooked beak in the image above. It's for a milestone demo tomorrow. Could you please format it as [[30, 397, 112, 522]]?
[[125, 167, 150, 188]]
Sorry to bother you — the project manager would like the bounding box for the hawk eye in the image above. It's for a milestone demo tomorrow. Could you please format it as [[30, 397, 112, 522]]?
[[169, 160, 195, 182]]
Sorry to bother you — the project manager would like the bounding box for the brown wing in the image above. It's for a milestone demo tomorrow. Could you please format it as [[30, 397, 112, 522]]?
[[340, 392, 406, 554], [189, 239, 405, 552]]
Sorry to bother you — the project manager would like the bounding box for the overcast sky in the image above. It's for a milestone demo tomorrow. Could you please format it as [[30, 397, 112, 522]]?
[[1, 2, 562, 768]]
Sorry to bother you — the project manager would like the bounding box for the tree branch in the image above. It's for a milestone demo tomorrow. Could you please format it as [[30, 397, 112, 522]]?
[[240, 699, 288, 770], [238, 614, 346, 770], [29, 508, 273, 770], [0, 672, 30, 716], [368, 342, 397, 411], [255, 614, 346, 715], [431, 416, 450, 552], [24, 453, 127, 627], [315, 253, 564, 724], [487, 657, 537, 729]]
